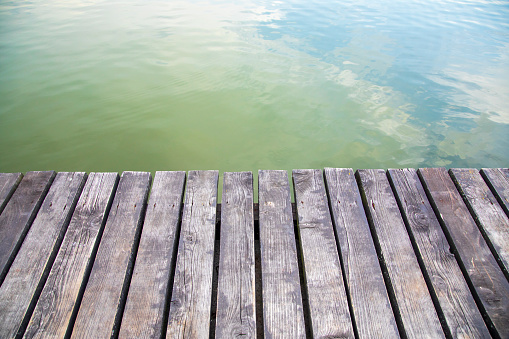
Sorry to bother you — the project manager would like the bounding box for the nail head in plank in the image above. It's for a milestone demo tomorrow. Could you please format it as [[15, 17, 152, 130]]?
[[0, 172, 86, 339], [325, 168, 399, 338], [292, 169, 354, 338], [419, 167, 509, 337], [0, 172, 22, 215], [357, 169, 444, 338], [481, 168, 509, 217], [450, 168, 509, 276], [119, 171, 186, 338], [0, 171, 56, 286], [167, 170, 219, 338], [389, 168, 490, 338], [258, 170, 306, 339], [216, 172, 256, 338], [70, 171, 151, 339], [23, 172, 119, 339]]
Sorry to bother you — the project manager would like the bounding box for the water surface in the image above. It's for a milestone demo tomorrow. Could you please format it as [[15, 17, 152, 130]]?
[[1, 0, 508, 177]]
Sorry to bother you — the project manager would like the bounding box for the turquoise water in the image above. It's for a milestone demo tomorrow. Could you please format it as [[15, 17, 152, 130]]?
[[1, 0, 508, 176]]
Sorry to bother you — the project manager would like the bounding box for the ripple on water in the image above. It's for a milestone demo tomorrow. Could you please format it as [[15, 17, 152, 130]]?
[[0, 0, 508, 174]]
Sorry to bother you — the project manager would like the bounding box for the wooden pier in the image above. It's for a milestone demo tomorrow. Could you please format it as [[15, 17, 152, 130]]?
[[0, 168, 508, 338]]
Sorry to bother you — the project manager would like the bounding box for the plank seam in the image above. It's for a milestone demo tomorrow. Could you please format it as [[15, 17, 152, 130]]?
[[292, 217, 313, 339], [209, 216, 221, 339], [416, 169, 499, 338], [160, 181, 186, 339], [354, 170, 408, 339], [254, 217, 264, 339]]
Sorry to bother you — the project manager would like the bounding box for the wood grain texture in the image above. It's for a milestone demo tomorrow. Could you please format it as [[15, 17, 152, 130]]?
[[419, 167, 509, 338], [215, 172, 256, 338], [258, 170, 305, 339], [357, 169, 444, 338], [70, 171, 151, 339], [0, 172, 86, 339], [481, 168, 509, 217], [324, 168, 399, 339], [119, 171, 186, 338], [389, 168, 490, 338], [167, 170, 218, 339], [0, 172, 22, 215], [0, 171, 56, 286], [292, 169, 354, 339], [450, 168, 509, 276], [22, 173, 118, 339]]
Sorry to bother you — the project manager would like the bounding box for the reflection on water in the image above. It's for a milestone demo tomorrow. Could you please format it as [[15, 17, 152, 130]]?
[[0, 0, 508, 179]]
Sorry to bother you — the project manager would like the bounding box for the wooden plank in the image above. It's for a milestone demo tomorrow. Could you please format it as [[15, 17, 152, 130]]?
[[451, 168, 509, 276], [23, 173, 118, 339], [388, 168, 490, 338], [167, 170, 218, 338], [215, 172, 256, 338], [324, 168, 399, 338], [0, 171, 55, 286], [258, 170, 306, 338], [357, 169, 444, 338], [119, 171, 186, 338], [0, 172, 22, 215], [292, 169, 354, 338], [70, 171, 151, 338], [481, 168, 509, 217], [419, 167, 509, 338], [0, 172, 86, 339]]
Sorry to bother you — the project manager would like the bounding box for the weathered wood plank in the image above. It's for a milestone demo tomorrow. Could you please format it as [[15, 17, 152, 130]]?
[[215, 172, 256, 338], [481, 168, 509, 217], [450, 168, 509, 276], [167, 170, 219, 338], [357, 169, 444, 338], [0, 173, 22, 215], [388, 168, 490, 338], [419, 167, 509, 338], [0, 171, 56, 286], [0, 172, 86, 339], [22, 173, 118, 339], [292, 169, 354, 338], [70, 171, 151, 338], [258, 170, 306, 339], [119, 171, 186, 338], [324, 168, 399, 338]]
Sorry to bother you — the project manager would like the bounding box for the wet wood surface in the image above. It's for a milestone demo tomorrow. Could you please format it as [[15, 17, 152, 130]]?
[[0, 168, 507, 338]]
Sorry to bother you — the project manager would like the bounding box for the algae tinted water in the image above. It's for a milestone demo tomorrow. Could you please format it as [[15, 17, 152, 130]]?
[[1, 0, 508, 174]]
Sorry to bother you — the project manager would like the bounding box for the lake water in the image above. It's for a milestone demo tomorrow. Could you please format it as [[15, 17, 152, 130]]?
[[1, 0, 508, 177]]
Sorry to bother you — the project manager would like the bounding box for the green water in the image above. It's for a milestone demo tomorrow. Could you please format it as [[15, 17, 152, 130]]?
[[1, 0, 508, 178]]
